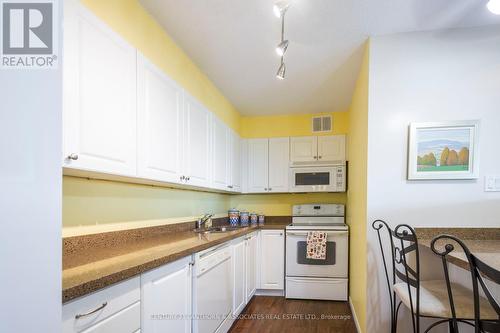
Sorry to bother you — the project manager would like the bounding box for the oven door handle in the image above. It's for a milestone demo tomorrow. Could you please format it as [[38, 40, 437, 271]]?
[[286, 231, 348, 236]]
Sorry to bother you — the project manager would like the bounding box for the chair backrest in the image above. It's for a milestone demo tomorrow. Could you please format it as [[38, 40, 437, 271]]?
[[431, 234, 500, 333], [372, 220, 421, 333]]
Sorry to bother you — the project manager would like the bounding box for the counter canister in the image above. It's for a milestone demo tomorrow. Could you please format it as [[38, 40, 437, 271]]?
[[258, 214, 265, 225], [228, 209, 239, 227], [250, 213, 258, 225], [240, 211, 249, 227]]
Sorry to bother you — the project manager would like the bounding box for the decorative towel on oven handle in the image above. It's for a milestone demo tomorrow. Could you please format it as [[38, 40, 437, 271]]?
[[306, 231, 327, 260]]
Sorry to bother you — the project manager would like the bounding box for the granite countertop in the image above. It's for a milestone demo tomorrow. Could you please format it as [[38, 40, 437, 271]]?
[[416, 228, 500, 275], [63, 218, 289, 303]]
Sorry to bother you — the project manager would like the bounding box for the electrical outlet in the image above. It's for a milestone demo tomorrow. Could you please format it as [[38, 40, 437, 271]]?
[[485, 175, 500, 192]]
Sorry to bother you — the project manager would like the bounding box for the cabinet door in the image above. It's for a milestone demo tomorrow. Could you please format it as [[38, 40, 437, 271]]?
[[232, 239, 246, 316], [240, 139, 249, 193], [229, 130, 241, 192], [268, 137, 290, 192], [137, 54, 183, 183], [141, 257, 192, 333], [290, 136, 318, 164], [245, 233, 258, 302], [212, 117, 229, 190], [247, 139, 269, 193], [317, 135, 346, 163], [184, 94, 211, 188], [260, 230, 285, 290], [63, 1, 136, 176]]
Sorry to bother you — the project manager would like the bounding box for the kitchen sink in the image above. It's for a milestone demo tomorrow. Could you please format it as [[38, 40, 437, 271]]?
[[193, 226, 243, 234]]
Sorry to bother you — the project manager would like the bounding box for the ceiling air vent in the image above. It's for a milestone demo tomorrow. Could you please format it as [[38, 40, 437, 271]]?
[[312, 116, 332, 133]]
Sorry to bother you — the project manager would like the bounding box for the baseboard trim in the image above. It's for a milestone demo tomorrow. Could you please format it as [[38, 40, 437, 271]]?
[[349, 296, 361, 333], [254, 289, 284, 297]]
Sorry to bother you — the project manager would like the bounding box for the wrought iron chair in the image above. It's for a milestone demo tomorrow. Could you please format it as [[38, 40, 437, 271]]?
[[372, 220, 482, 333], [431, 234, 500, 333]]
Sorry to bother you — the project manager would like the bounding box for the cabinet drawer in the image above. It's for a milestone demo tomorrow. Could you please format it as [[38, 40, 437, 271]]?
[[79, 301, 140, 333], [63, 277, 140, 333], [285, 277, 347, 301]]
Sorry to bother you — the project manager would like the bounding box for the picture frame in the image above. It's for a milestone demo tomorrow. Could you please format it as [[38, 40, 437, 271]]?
[[407, 120, 479, 180]]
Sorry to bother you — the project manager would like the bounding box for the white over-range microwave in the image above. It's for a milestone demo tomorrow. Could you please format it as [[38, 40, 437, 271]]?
[[289, 165, 346, 192]]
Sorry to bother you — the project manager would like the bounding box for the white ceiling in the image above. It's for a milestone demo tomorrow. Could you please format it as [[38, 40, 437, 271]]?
[[139, 0, 500, 116]]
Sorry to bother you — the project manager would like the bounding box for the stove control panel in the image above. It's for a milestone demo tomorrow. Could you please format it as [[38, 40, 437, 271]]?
[[292, 204, 344, 217]]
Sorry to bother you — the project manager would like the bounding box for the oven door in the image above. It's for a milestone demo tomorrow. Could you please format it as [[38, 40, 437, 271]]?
[[289, 166, 345, 192], [286, 230, 348, 278]]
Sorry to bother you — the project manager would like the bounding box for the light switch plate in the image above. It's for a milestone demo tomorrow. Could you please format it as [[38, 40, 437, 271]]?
[[485, 175, 500, 192]]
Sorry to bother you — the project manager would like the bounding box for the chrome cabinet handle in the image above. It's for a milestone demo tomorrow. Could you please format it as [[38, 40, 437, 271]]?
[[227, 185, 233, 189], [268, 188, 272, 191], [67, 153, 78, 161], [314, 156, 318, 159], [75, 302, 108, 319], [186, 176, 190, 181], [318, 156, 322, 159]]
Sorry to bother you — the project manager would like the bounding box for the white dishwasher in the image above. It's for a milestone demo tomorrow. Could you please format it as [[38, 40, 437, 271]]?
[[193, 244, 233, 333]]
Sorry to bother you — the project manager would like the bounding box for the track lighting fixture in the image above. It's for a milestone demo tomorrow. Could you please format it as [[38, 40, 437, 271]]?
[[273, 1, 290, 18], [276, 40, 289, 56], [276, 58, 286, 80], [487, 0, 500, 14], [274, 1, 290, 80]]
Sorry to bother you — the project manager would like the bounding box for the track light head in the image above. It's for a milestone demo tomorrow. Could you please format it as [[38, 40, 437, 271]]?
[[275, 40, 289, 57], [487, 0, 500, 14], [276, 61, 286, 80], [273, 1, 290, 18]]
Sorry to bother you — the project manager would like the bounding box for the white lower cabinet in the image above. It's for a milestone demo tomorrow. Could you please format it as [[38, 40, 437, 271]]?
[[232, 238, 246, 316], [141, 257, 193, 333], [245, 233, 258, 302], [231, 232, 259, 317], [260, 230, 285, 290], [62, 277, 141, 333]]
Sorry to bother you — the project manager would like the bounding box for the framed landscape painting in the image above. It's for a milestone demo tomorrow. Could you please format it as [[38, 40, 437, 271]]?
[[408, 121, 479, 180]]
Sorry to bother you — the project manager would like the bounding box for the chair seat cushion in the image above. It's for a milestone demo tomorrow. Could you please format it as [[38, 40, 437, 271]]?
[[394, 280, 498, 320]]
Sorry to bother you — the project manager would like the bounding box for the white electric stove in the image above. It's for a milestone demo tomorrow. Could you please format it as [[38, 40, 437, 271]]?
[[285, 204, 349, 301]]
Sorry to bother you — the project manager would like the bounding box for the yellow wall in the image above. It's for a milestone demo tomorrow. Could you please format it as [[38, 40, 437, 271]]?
[[241, 112, 349, 138], [346, 42, 369, 332], [81, 0, 240, 131], [63, 177, 231, 227], [230, 193, 346, 216]]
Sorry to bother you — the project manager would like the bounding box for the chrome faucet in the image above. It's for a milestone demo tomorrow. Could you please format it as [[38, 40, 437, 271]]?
[[196, 214, 213, 229]]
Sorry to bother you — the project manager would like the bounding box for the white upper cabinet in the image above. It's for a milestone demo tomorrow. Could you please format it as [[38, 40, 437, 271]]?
[[317, 135, 346, 163], [290, 135, 346, 165], [290, 136, 317, 164], [260, 230, 285, 290], [184, 94, 212, 188], [247, 139, 269, 193], [247, 138, 289, 193], [240, 140, 249, 193], [268, 137, 290, 193], [212, 116, 229, 190], [141, 257, 192, 333], [137, 54, 183, 183], [63, 1, 137, 176], [228, 130, 241, 192]]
